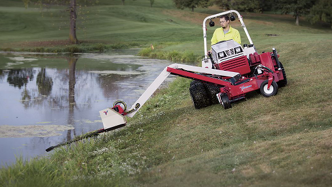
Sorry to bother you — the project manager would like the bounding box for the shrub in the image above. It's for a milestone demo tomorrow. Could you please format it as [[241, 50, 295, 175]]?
[[138, 47, 152, 56]]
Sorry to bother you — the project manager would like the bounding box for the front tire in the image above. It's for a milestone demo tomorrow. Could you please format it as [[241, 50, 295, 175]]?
[[221, 94, 232, 109], [278, 62, 287, 87], [260, 80, 278, 97]]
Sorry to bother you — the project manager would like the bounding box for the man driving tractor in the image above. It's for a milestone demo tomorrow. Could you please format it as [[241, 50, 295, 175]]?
[[211, 15, 241, 45]]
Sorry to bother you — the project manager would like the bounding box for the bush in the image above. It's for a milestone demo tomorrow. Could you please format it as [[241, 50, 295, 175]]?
[[166, 51, 181, 61], [95, 43, 106, 53], [110, 43, 129, 49], [138, 47, 200, 64], [65, 46, 81, 53], [181, 51, 197, 63], [138, 47, 152, 56], [2, 47, 13, 51]]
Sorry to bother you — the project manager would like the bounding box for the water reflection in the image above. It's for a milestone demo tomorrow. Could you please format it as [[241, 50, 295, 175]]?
[[7, 69, 34, 89], [67, 55, 78, 142], [37, 68, 53, 96], [0, 51, 173, 167]]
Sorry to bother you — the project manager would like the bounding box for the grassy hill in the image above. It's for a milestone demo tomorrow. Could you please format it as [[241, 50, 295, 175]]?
[[1, 0, 332, 186]]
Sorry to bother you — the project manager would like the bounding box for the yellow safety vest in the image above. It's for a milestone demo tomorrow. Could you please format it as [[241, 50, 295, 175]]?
[[211, 26, 241, 45]]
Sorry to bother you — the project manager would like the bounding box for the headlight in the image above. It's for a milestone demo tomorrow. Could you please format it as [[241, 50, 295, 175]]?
[[234, 47, 243, 54], [218, 51, 226, 58]]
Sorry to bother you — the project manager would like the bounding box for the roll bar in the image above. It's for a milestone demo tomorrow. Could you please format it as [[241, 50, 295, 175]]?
[[202, 10, 254, 59]]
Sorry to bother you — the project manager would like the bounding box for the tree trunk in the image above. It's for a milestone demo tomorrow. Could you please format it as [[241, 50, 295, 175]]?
[[69, 0, 78, 44], [295, 15, 299, 26], [191, 6, 194, 12]]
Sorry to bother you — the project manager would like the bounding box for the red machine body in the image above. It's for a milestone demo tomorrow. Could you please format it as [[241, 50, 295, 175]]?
[[168, 48, 286, 106], [99, 10, 287, 131]]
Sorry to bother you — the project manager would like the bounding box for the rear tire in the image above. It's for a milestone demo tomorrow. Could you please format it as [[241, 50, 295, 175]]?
[[189, 82, 211, 109], [260, 80, 278, 97], [190, 80, 201, 87], [204, 83, 220, 105]]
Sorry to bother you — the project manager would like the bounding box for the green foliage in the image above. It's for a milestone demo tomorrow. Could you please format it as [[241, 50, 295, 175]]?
[[138, 47, 153, 56], [150, 0, 155, 7], [138, 47, 200, 63], [307, 0, 332, 28], [0, 139, 131, 187], [277, 0, 316, 25], [173, 0, 210, 11], [215, 0, 263, 12]]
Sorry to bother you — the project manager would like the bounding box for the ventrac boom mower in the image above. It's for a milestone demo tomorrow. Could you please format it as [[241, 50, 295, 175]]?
[[100, 10, 287, 131]]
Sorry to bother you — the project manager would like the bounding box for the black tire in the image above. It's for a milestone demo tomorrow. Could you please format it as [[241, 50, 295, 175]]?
[[189, 82, 211, 109], [204, 83, 220, 105], [260, 80, 278, 97], [190, 80, 202, 87], [278, 62, 287, 87], [221, 94, 232, 109]]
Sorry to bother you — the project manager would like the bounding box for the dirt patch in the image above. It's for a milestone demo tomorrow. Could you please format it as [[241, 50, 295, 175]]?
[[266, 34, 278, 36], [259, 163, 272, 173], [241, 166, 256, 177]]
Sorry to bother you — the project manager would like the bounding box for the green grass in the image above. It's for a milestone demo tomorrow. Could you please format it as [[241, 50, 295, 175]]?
[[0, 0, 201, 52], [1, 0, 332, 186]]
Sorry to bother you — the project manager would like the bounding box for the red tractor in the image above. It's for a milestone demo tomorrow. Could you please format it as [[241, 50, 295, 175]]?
[[46, 10, 288, 151], [190, 10, 287, 109], [100, 10, 287, 130]]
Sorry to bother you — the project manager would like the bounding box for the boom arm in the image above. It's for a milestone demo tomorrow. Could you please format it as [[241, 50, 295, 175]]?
[[127, 64, 239, 117], [100, 63, 240, 130]]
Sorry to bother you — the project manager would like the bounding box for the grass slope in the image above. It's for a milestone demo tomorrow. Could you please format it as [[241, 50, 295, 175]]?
[[1, 0, 332, 186]]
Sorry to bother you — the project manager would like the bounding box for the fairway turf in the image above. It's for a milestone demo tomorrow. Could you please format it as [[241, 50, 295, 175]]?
[[1, 0, 332, 186]]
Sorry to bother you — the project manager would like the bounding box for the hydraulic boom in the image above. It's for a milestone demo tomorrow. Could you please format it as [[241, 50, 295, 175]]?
[[99, 63, 241, 129]]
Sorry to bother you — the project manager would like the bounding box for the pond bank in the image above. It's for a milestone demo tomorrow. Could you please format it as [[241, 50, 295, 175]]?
[[0, 49, 174, 167]]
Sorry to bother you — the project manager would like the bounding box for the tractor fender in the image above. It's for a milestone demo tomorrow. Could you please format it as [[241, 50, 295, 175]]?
[[259, 52, 275, 71]]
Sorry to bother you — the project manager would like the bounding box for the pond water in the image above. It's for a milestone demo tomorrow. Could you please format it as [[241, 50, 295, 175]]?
[[0, 49, 173, 167]]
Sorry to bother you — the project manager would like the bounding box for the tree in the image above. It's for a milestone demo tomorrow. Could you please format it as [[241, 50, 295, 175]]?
[[214, 0, 277, 13], [307, 0, 332, 28], [174, 0, 210, 12], [277, 0, 316, 26], [23, 0, 97, 44], [150, 0, 155, 7], [69, 0, 78, 44]]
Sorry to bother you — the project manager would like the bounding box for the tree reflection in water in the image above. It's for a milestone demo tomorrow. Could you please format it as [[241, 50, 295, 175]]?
[[37, 68, 53, 96], [3, 55, 79, 141], [67, 55, 78, 142], [0, 52, 172, 166], [7, 69, 34, 89], [6, 69, 35, 108]]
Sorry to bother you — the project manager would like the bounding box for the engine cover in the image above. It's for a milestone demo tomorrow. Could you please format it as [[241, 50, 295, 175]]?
[[211, 40, 250, 75]]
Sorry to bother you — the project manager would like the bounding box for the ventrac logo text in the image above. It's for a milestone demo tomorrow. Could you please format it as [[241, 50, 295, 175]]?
[[241, 85, 252, 91]]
